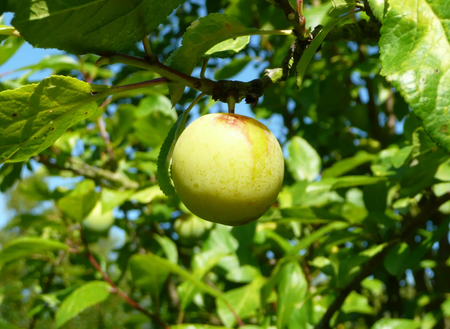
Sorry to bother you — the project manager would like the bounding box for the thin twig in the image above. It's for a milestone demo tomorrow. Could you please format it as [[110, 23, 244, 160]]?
[[96, 100, 115, 160], [77, 55, 93, 83], [80, 227, 170, 329], [34, 155, 139, 189], [273, 0, 306, 37]]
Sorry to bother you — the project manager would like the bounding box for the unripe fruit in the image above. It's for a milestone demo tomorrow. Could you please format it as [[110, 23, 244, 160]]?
[[174, 213, 213, 244], [83, 202, 114, 232], [171, 113, 284, 226]]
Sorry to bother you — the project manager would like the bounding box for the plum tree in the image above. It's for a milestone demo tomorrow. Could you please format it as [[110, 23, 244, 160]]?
[[171, 113, 284, 226]]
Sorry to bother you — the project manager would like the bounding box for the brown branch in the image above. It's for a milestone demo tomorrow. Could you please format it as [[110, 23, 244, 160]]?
[[97, 105, 115, 161], [80, 228, 170, 329], [34, 155, 139, 189], [315, 193, 450, 329], [273, 0, 306, 37]]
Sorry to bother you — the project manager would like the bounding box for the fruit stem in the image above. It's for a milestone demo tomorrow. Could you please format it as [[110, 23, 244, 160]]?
[[227, 96, 236, 114]]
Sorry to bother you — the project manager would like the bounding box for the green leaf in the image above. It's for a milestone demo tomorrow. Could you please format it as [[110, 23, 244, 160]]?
[[129, 254, 170, 297], [157, 111, 188, 197], [154, 235, 178, 264], [441, 299, 450, 317], [307, 176, 387, 193], [384, 242, 410, 276], [391, 146, 412, 168], [0, 237, 68, 266], [0, 25, 15, 36], [133, 95, 177, 148], [264, 230, 293, 253], [170, 323, 230, 329], [261, 258, 292, 306], [400, 150, 447, 197], [0, 75, 110, 163], [371, 319, 420, 329], [216, 277, 265, 328], [367, 0, 388, 22], [379, 0, 450, 152], [101, 188, 135, 212], [435, 158, 450, 181], [286, 136, 321, 182], [225, 265, 261, 283], [83, 201, 114, 232], [322, 151, 375, 178], [204, 225, 239, 254], [277, 262, 307, 329], [179, 251, 226, 310], [12, 0, 187, 54], [130, 253, 223, 300], [304, 2, 334, 28], [57, 180, 98, 222], [411, 127, 437, 158], [205, 36, 251, 59], [131, 185, 166, 203], [329, 0, 357, 17], [289, 222, 349, 256], [166, 13, 257, 105], [297, 17, 340, 87], [361, 277, 385, 296], [215, 56, 252, 80], [55, 281, 111, 328], [0, 1, 18, 15], [0, 35, 24, 67], [403, 217, 450, 270], [0, 318, 21, 329], [280, 206, 344, 222], [342, 291, 373, 314]]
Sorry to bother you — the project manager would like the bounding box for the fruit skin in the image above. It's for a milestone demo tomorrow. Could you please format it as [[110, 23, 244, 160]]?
[[171, 113, 284, 226]]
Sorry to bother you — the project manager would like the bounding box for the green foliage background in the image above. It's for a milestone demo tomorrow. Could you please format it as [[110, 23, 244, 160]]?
[[1, 0, 450, 328]]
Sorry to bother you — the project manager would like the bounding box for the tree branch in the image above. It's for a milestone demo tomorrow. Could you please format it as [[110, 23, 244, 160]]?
[[80, 228, 170, 329], [96, 21, 380, 106], [97, 104, 115, 161], [34, 155, 139, 189], [272, 0, 306, 37]]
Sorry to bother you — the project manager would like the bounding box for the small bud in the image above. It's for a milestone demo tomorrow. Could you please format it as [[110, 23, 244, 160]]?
[[287, 12, 296, 21]]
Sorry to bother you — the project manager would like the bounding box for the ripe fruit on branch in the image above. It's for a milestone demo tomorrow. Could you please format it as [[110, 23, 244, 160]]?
[[171, 113, 284, 226]]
